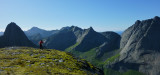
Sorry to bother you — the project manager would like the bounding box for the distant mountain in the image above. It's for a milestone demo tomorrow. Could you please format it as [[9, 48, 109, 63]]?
[[0, 32, 3, 36], [25, 27, 59, 38], [44, 26, 80, 50], [0, 22, 37, 48], [25, 27, 59, 45], [60, 26, 71, 31], [115, 31, 123, 35], [107, 16, 160, 75], [44, 26, 121, 52]]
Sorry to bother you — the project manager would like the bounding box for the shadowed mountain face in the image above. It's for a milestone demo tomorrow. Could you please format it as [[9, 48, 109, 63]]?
[[44, 26, 121, 53], [73, 27, 108, 52], [108, 16, 160, 75], [95, 32, 121, 57], [44, 26, 82, 50], [0, 22, 37, 48], [45, 30, 77, 50]]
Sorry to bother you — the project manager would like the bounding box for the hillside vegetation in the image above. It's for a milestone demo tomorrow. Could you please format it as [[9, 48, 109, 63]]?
[[0, 47, 102, 75], [65, 47, 145, 75]]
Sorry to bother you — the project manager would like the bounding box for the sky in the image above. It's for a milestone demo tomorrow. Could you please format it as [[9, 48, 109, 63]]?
[[0, 0, 160, 32]]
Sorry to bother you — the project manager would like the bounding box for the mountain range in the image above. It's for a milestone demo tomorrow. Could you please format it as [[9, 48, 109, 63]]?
[[0, 16, 160, 75], [24, 27, 59, 45], [24, 27, 59, 38]]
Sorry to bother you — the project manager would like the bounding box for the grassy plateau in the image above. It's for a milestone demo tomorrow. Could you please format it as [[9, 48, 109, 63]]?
[[0, 47, 101, 75]]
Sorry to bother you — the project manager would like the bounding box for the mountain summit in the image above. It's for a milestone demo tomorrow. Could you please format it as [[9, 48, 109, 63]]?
[[0, 22, 37, 48]]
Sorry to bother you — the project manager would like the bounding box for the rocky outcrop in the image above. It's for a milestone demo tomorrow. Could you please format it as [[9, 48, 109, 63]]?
[[0, 22, 37, 48], [108, 16, 160, 75]]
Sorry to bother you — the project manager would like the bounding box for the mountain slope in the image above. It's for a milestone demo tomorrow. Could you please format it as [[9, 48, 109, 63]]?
[[0, 22, 37, 48], [25, 27, 59, 46], [107, 16, 160, 75], [0, 47, 103, 75], [44, 26, 81, 50], [27, 33, 43, 45], [73, 27, 108, 52], [65, 29, 121, 72], [45, 30, 77, 50]]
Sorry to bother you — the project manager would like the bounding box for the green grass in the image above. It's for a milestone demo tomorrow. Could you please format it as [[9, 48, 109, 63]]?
[[0, 47, 100, 75], [66, 47, 103, 67], [104, 69, 145, 75], [79, 48, 97, 60], [122, 70, 145, 75], [66, 46, 119, 69], [65, 42, 80, 52], [104, 68, 122, 75], [103, 54, 120, 65]]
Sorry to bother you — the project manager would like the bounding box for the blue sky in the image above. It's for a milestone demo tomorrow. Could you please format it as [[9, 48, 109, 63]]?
[[0, 0, 160, 32]]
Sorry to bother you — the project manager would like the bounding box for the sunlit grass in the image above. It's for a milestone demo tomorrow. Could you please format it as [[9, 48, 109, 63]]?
[[0, 47, 99, 75]]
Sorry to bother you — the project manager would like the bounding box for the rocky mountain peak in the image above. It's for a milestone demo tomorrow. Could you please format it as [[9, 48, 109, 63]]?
[[153, 16, 160, 20], [4, 22, 23, 36], [71, 26, 82, 32], [88, 27, 94, 31], [30, 27, 40, 30], [0, 22, 37, 48], [135, 20, 141, 25], [82, 27, 95, 35], [7, 22, 17, 27]]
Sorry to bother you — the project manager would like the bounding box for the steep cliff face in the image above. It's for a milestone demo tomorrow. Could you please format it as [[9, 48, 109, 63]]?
[[0, 22, 37, 48], [120, 16, 160, 61], [109, 16, 160, 75]]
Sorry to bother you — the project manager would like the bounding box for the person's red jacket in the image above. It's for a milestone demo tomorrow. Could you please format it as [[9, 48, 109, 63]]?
[[39, 40, 43, 45]]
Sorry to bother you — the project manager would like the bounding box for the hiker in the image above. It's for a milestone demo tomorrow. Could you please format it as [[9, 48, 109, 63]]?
[[39, 40, 44, 49]]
